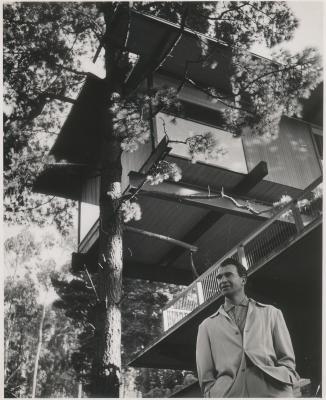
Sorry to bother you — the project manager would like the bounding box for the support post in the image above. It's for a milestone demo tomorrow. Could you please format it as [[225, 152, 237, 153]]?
[[196, 281, 205, 305], [291, 204, 304, 233], [237, 245, 249, 270], [162, 310, 169, 331]]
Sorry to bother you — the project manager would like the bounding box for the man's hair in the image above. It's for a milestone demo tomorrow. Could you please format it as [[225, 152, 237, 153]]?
[[219, 257, 247, 279]]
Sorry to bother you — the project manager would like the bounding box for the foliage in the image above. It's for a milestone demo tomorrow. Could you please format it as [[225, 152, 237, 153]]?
[[185, 131, 227, 163], [146, 160, 182, 185], [111, 87, 181, 152], [121, 278, 191, 397], [51, 271, 191, 397], [120, 201, 142, 223], [3, 2, 100, 231], [51, 266, 100, 394], [223, 47, 322, 137], [3, 1, 322, 231], [4, 227, 81, 398]]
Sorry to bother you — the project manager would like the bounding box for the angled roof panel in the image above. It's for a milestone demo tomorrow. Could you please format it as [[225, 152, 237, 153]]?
[[50, 75, 107, 164]]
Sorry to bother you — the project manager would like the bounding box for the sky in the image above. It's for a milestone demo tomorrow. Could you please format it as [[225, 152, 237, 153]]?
[[289, 1, 323, 52], [251, 1, 324, 57]]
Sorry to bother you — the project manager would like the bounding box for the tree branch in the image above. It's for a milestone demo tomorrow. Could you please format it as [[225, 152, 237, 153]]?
[[220, 187, 274, 215], [238, 60, 317, 94], [84, 265, 100, 302], [154, 4, 190, 72], [45, 93, 76, 104], [186, 77, 250, 112], [55, 65, 88, 77], [6, 196, 56, 213], [197, 3, 249, 20]]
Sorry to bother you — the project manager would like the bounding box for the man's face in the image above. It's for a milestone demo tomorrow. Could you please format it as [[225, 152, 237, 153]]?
[[216, 264, 246, 297]]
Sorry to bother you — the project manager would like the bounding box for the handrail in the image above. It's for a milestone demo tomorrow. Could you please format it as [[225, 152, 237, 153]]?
[[162, 176, 322, 315]]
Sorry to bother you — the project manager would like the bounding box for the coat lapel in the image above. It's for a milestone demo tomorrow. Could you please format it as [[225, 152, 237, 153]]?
[[243, 299, 255, 334]]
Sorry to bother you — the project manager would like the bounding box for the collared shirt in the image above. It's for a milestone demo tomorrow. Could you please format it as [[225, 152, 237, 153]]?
[[223, 295, 249, 334], [196, 298, 300, 398]]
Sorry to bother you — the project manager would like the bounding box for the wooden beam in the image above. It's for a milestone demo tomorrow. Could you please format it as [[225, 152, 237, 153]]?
[[161, 212, 222, 267], [129, 171, 273, 220], [123, 261, 192, 285], [160, 161, 269, 267], [71, 253, 192, 285], [140, 135, 172, 174], [129, 342, 192, 370], [125, 226, 198, 252], [231, 161, 268, 195]]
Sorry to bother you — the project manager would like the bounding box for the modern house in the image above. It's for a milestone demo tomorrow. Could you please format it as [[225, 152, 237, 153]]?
[[34, 10, 323, 397]]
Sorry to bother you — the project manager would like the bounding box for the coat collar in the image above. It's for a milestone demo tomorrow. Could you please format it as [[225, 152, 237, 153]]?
[[223, 295, 249, 312], [209, 298, 267, 318]]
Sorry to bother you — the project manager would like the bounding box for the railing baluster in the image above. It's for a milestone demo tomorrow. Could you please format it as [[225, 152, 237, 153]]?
[[291, 204, 304, 233], [237, 245, 248, 270], [197, 282, 205, 305]]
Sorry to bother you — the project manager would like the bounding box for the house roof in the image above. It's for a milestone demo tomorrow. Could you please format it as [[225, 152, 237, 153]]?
[[33, 9, 322, 199]]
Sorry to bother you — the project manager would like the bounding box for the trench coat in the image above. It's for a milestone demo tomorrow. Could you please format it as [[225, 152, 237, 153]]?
[[196, 298, 299, 397]]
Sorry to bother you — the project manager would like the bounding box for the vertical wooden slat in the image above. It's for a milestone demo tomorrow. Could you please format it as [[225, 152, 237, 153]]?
[[197, 282, 205, 305], [291, 205, 304, 233], [237, 245, 248, 270], [162, 310, 169, 331]]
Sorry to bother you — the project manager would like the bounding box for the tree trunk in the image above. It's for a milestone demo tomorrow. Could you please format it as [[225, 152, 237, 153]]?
[[32, 303, 46, 398], [78, 382, 83, 398], [90, 4, 131, 397], [91, 136, 123, 397]]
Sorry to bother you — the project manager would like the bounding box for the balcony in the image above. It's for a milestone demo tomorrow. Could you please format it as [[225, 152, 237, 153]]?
[[129, 177, 322, 372], [162, 177, 322, 332]]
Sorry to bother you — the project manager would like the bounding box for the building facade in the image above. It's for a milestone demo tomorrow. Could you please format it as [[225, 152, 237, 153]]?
[[34, 10, 323, 397]]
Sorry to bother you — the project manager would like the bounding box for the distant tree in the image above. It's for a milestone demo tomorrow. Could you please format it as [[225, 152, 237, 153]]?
[[4, 2, 322, 396], [4, 228, 81, 398], [4, 276, 39, 398], [121, 278, 185, 396], [51, 272, 186, 397]]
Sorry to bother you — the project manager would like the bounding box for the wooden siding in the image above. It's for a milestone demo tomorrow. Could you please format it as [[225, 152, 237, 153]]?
[[81, 176, 100, 205], [121, 141, 153, 192], [79, 142, 152, 241], [80, 142, 153, 206], [242, 117, 322, 190]]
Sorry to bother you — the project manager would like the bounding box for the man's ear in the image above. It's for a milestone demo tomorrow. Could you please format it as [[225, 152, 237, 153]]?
[[242, 276, 247, 286]]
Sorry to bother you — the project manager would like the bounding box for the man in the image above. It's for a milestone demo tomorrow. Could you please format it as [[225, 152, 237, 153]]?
[[196, 258, 299, 398]]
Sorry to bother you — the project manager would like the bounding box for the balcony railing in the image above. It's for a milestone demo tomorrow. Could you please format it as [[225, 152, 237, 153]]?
[[162, 177, 322, 332]]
